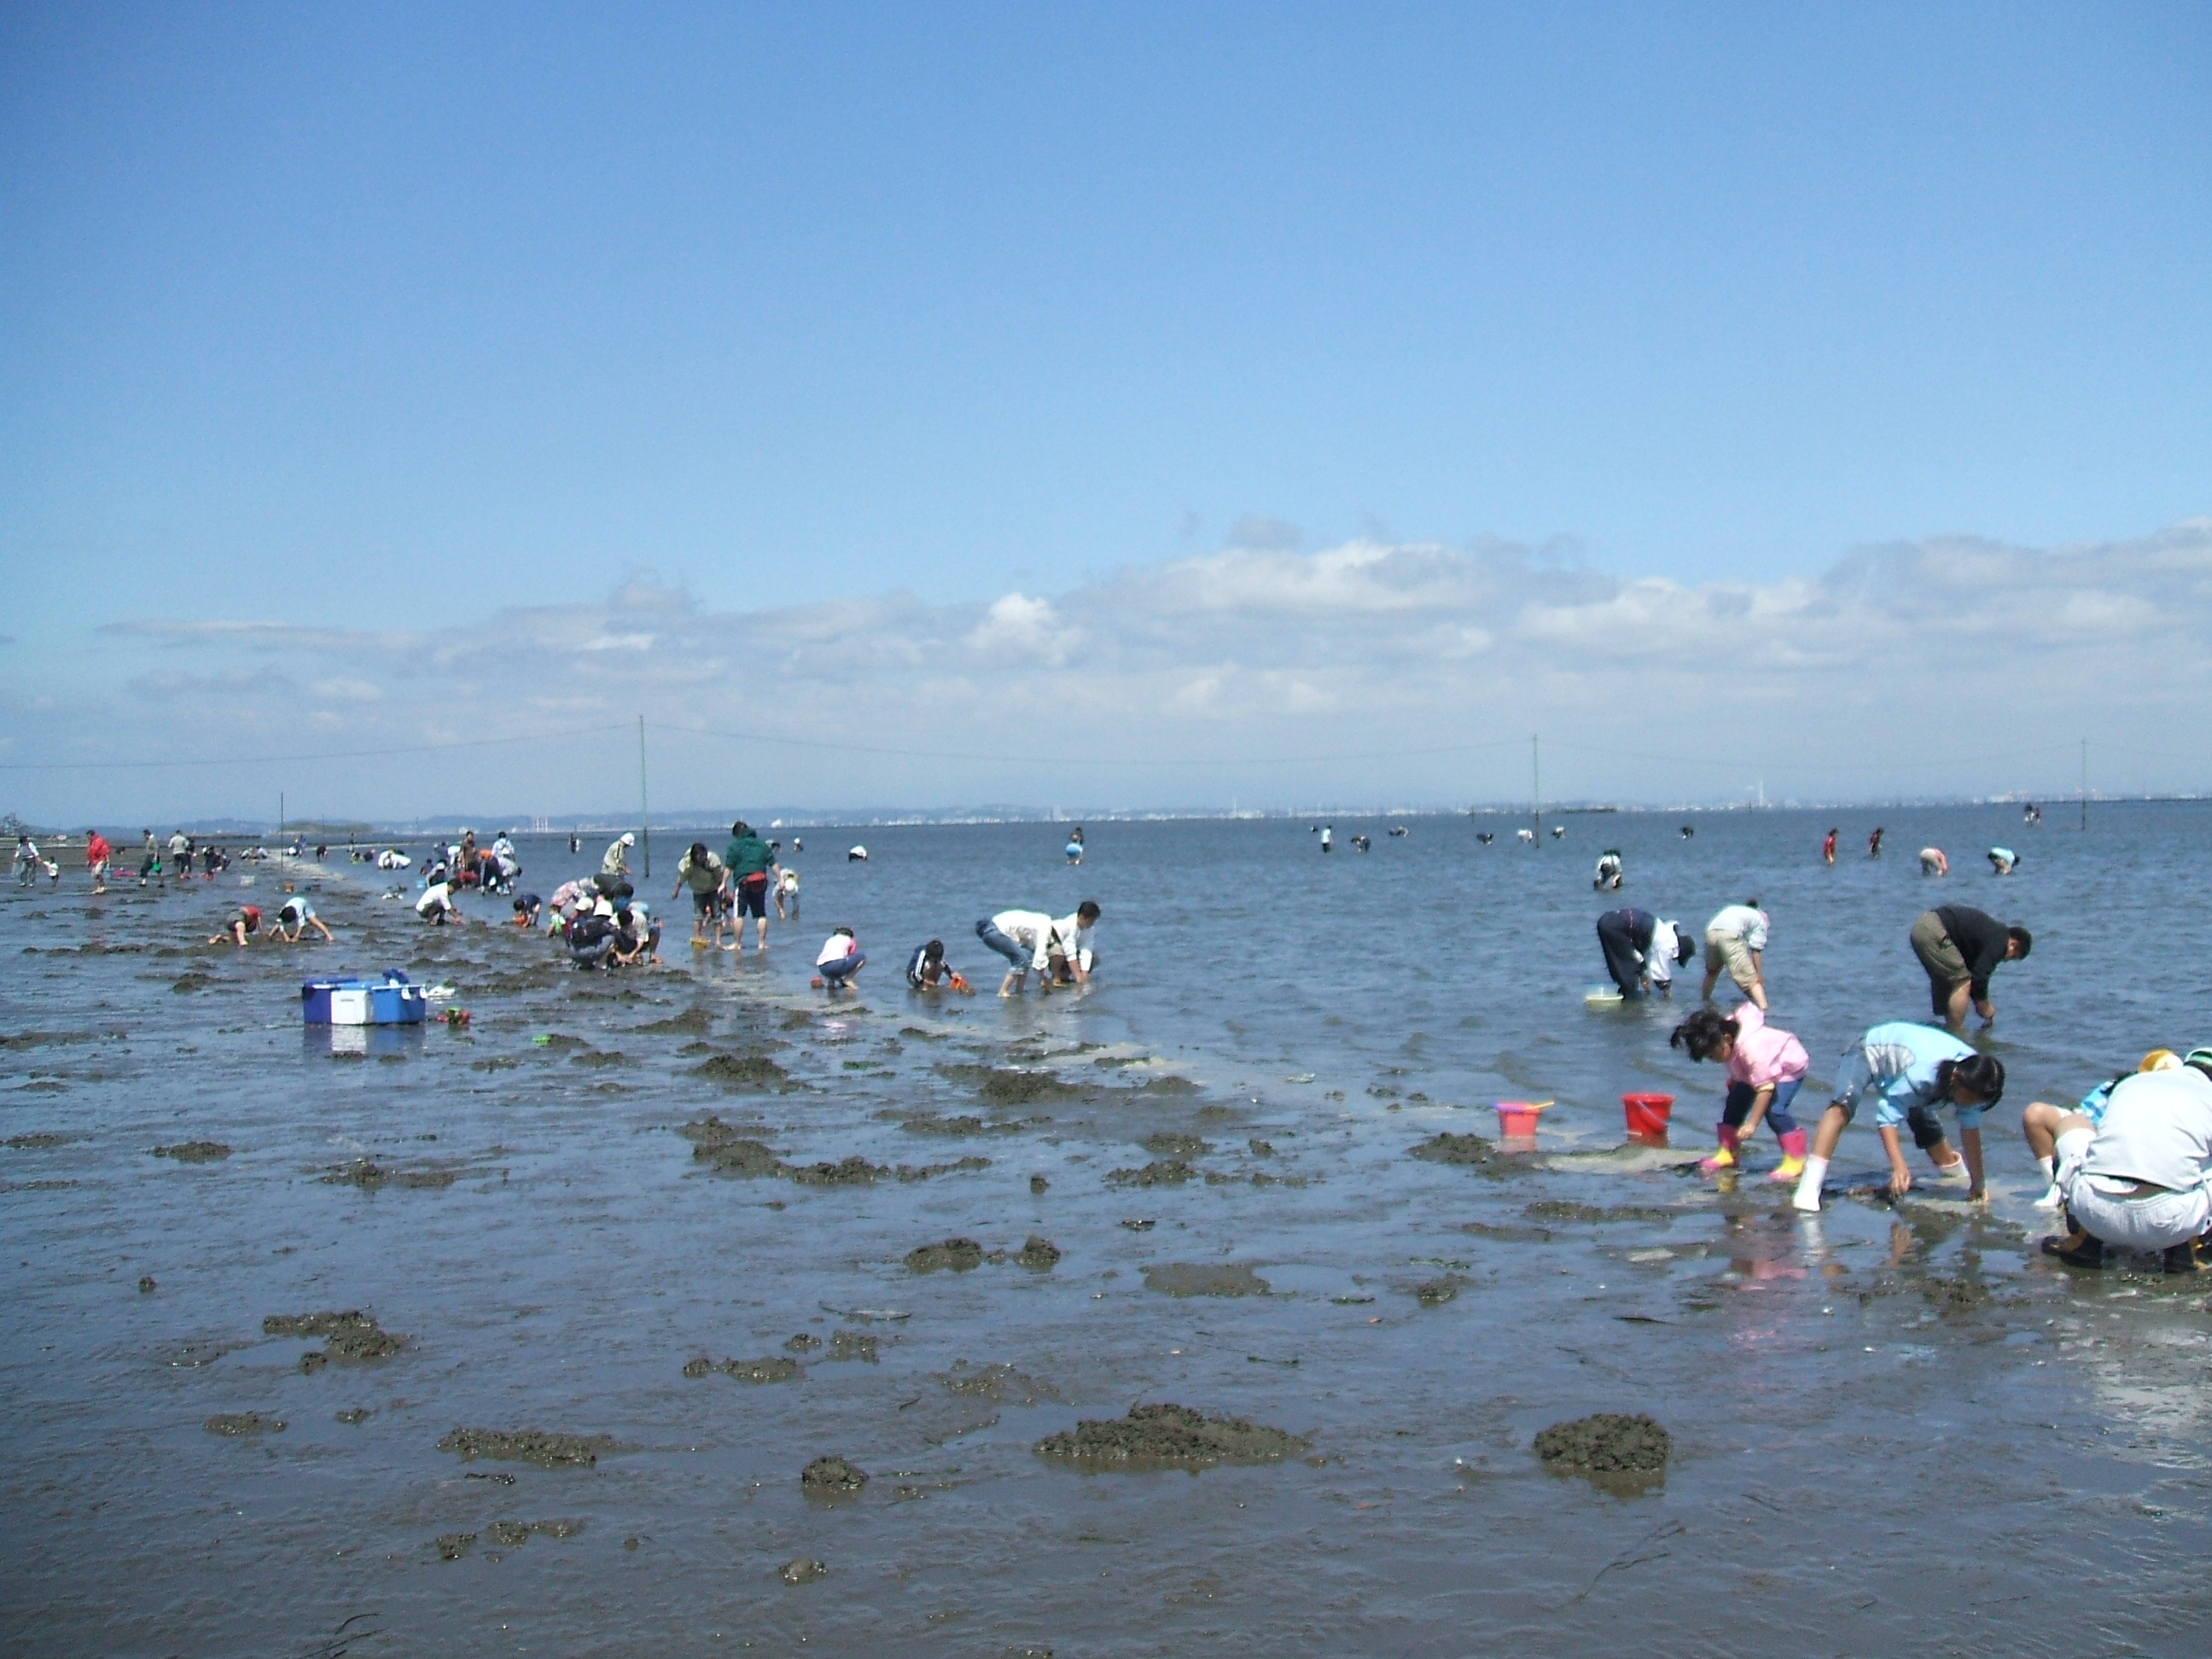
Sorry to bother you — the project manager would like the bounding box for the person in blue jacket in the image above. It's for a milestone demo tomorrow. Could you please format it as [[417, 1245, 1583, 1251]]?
[[1791, 1022, 2005, 1212]]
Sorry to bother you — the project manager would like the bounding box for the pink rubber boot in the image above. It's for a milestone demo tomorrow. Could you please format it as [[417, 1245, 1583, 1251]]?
[[1699, 1123, 1742, 1174], [1768, 1126, 1810, 1182]]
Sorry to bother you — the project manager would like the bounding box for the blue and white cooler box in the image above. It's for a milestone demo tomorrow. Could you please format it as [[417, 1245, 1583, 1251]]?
[[301, 970, 429, 1027]]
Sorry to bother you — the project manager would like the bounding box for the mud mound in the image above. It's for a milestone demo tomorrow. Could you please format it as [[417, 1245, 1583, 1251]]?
[[4, 1132, 68, 1150], [1533, 1412, 1671, 1475], [319, 1158, 455, 1190], [1136, 1074, 1202, 1096], [1014, 1235, 1062, 1270], [635, 1007, 714, 1035], [1412, 1275, 1467, 1305], [788, 1155, 889, 1187], [939, 1360, 1058, 1404], [1141, 1132, 1212, 1158], [263, 1310, 408, 1371], [1524, 1201, 1679, 1225], [800, 1455, 868, 1493], [826, 1330, 878, 1363], [170, 974, 212, 993], [899, 1113, 991, 1136], [1106, 1159, 1193, 1188], [683, 1115, 780, 1176], [152, 1141, 230, 1164], [1029, 1173, 1050, 1194], [1409, 1132, 1499, 1168], [785, 1332, 823, 1353], [682, 1354, 802, 1383], [571, 1049, 628, 1068], [1035, 1403, 1307, 1470], [438, 1428, 625, 1468], [691, 1052, 793, 1090], [781, 1557, 827, 1584], [434, 1532, 476, 1561], [940, 1064, 1082, 1106], [1143, 1262, 1269, 1297], [204, 1412, 284, 1436], [905, 1237, 986, 1272], [486, 1518, 585, 1546], [895, 1156, 989, 1181], [0, 1030, 98, 1050]]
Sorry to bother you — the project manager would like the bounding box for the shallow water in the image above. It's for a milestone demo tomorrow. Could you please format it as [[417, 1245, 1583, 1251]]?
[[3, 806, 2210, 1656]]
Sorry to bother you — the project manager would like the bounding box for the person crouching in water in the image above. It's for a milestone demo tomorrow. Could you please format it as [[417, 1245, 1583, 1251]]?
[[905, 940, 971, 992], [1791, 1024, 2005, 1212], [1592, 850, 1622, 891], [1671, 1004, 1811, 1181], [812, 928, 864, 992], [2021, 1050, 2185, 1210], [2038, 1047, 2212, 1272]]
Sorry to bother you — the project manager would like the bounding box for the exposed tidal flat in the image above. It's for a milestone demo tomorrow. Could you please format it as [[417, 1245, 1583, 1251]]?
[[3, 807, 2209, 1656]]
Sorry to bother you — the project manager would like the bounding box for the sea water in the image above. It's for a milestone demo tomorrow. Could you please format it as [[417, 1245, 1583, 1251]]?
[[2, 805, 2209, 1656]]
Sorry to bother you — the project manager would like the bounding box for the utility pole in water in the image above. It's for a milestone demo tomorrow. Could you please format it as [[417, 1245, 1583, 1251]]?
[[2080, 736, 2087, 832], [1531, 733, 1541, 844], [637, 716, 651, 878]]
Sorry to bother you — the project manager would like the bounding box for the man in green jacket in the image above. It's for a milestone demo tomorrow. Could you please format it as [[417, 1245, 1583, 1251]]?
[[723, 820, 779, 953]]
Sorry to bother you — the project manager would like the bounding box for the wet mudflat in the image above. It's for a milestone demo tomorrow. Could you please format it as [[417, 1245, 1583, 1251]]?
[[3, 812, 2211, 1657]]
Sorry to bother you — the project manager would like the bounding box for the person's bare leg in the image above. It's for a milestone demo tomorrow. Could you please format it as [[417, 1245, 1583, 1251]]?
[[2021, 1102, 2064, 1164], [755, 914, 769, 951], [1944, 981, 1972, 1031], [1922, 1133, 1961, 1175]]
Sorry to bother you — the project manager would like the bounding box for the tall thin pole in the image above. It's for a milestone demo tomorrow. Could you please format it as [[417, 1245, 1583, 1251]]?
[[278, 791, 285, 876], [2080, 736, 2087, 832], [1531, 733, 1541, 844], [637, 716, 651, 878]]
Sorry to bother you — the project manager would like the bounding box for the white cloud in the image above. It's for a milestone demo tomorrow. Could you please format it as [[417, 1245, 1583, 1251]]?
[[23, 518, 2212, 815]]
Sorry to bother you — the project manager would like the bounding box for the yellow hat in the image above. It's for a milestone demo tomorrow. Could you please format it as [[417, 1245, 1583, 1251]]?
[[2141, 1049, 2181, 1072]]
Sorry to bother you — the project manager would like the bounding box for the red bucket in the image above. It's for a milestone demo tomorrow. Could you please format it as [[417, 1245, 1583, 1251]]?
[[1621, 1093, 1674, 1137]]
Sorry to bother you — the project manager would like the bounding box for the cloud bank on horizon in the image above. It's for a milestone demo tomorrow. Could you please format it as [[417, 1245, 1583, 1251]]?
[[8, 518, 2210, 822]]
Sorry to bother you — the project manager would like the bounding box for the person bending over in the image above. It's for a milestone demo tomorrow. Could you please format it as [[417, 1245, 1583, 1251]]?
[[672, 841, 729, 946], [1699, 900, 1771, 1011], [2039, 1048, 2212, 1272], [1671, 1004, 1810, 1181], [511, 893, 543, 928], [1595, 909, 1691, 999], [905, 940, 969, 992], [1791, 1024, 2005, 1212], [1908, 905, 2029, 1031], [208, 905, 263, 946], [272, 895, 335, 943], [977, 908, 1058, 997]]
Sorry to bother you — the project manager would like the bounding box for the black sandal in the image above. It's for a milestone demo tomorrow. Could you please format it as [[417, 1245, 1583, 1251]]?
[[2040, 1229, 2106, 1269]]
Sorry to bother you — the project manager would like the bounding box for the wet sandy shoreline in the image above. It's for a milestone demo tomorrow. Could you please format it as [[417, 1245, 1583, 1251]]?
[[4, 817, 2210, 1656]]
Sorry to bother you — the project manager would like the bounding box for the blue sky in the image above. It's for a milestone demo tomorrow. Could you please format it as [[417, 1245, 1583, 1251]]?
[[3, 3, 2209, 820]]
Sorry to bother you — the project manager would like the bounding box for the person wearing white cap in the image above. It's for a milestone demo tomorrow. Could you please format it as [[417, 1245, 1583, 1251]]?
[[600, 831, 637, 888], [2040, 1047, 2212, 1272]]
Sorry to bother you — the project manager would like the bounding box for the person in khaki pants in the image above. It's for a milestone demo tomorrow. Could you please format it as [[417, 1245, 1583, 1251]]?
[[1909, 905, 2030, 1031]]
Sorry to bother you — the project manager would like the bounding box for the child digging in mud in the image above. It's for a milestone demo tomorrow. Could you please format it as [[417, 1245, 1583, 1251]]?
[[1671, 1004, 1811, 1181], [1791, 1024, 2005, 1212]]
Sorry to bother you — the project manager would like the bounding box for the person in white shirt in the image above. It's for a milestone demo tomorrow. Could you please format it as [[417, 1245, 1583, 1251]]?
[[975, 901, 1100, 997], [1699, 899, 1771, 1010], [416, 881, 461, 924], [2040, 1050, 2212, 1272], [813, 927, 864, 991], [1045, 903, 1101, 987]]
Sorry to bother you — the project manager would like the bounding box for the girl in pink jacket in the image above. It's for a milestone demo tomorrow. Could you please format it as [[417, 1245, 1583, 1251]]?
[[1669, 1003, 1811, 1181]]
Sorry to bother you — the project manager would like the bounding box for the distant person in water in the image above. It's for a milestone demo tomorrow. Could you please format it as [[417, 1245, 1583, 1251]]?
[[1592, 851, 1622, 891], [1919, 847, 1949, 876], [812, 927, 864, 991], [1672, 1004, 1811, 1181], [1064, 827, 1085, 865], [1867, 827, 1885, 859], [2038, 1048, 2212, 1272], [1821, 828, 1837, 865], [1792, 1023, 2004, 1211], [1987, 847, 2019, 876], [271, 895, 334, 942], [1595, 909, 1690, 999], [84, 830, 111, 894], [208, 904, 262, 946], [1699, 899, 1771, 1011], [1679, 824, 1695, 839], [775, 864, 800, 921], [1908, 905, 2030, 1030], [1321, 825, 1333, 853]]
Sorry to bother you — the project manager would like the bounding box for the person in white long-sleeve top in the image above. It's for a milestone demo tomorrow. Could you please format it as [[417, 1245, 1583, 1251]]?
[[975, 901, 1100, 998]]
